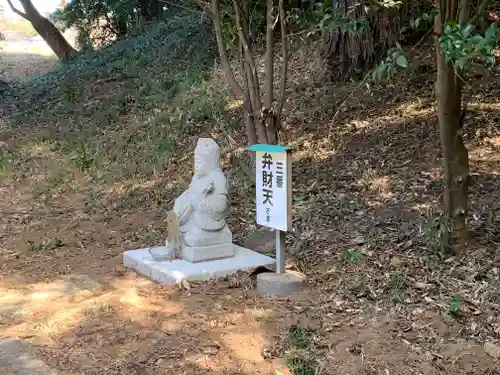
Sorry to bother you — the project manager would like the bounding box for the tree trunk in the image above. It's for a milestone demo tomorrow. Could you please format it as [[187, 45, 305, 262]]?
[[325, 0, 411, 80], [7, 0, 76, 61], [137, 0, 161, 22], [245, 113, 258, 145], [115, 16, 128, 39], [435, 0, 471, 251], [238, 0, 260, 145], [209, 0, 287, 146]]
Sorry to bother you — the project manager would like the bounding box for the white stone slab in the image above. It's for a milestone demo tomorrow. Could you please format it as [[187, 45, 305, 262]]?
[[123, 245, 275, 284]]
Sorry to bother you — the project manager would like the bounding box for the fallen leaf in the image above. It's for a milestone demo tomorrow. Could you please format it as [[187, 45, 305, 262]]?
[[484, 342, 500, 359], [390, 256, 402, 267], [203, 345, 219, 355]]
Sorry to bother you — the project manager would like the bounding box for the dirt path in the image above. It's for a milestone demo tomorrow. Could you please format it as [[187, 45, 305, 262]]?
[[1, 41, 57, 79], [0, 266, 293, 374], [1, 253, 498, 375]]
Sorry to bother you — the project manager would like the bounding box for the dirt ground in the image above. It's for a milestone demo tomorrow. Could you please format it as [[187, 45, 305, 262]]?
[[0, 42, 57, 79], [1, 46, 500, 375]]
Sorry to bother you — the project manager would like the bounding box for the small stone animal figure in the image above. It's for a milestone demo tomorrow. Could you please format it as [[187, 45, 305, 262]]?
[[166, 210, 182, 257]]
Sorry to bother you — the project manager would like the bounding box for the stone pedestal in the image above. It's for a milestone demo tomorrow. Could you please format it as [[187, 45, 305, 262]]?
[[180, 243, 234, 263], [123, 245, 274, 285], [256, 271, 306, 296]]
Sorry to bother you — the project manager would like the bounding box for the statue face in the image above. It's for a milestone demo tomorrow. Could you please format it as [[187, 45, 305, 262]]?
[[194, 138, 220, 176], [195, 157, 209, 175]]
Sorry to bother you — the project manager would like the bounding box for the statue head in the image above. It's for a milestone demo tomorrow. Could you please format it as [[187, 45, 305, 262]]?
[[194, 138, 221, 176]]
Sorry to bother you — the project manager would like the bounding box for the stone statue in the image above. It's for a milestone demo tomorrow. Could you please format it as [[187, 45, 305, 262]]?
[[150, 138, 233, 262]]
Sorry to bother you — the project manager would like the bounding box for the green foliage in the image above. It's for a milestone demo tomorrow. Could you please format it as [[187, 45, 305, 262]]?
[[71, 143, 96, 172], [289, 1, 368, 38], [371, 43, 409, 83], [411, 10, 435, 29], [405, 9, 436, 32], [424, 215, 453, 253], [371, 4, 435, 84], [201, 0, 267, 53], [287, 357, 317, 375], [28, 238, 63, 252], [341, 248, 364, 264], [447, 293, 461, 316], [287, 327, 315, 349], [0, 149, 11, 175], [3, 15, 216, 120], [439, 22, 499, 71], [0, 17, 37, 36], [52, 0, 170, 44], [284, 327, 319, 375], [62, 80, 78, 103], [389, 272, 405, 304], [1, 11, 221, 193]]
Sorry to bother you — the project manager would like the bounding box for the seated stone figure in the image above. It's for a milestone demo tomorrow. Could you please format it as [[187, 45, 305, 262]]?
[[150, 138, 233, 262]]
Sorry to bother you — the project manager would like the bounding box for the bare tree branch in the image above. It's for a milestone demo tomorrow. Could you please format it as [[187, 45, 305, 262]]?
[[239, 0, 258, 116], [233, 0, 267, 142], [468, 0, 489, 24], [264, 0, 274, 109], [238, 23, 258, 145], [233, 2, 260, 91], [233, 0, 261, 108], [276, 0, 287, 121], [211, 0, 245, 99], [6, 0, 28, 19], [239, 36, 256, 114]]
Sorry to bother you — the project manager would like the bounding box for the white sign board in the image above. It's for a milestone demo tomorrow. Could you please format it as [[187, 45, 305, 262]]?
[[254, 148, 292, 232]]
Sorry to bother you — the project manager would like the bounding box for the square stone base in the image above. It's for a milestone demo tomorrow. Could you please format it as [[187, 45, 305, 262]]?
[[181, 243, 234, 263], [123, 245, 275, 285]]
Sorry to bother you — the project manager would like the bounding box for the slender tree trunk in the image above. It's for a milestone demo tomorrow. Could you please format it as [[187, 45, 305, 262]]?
[[245, 114, 258, 145], [137, 0, 161, 22], [7, 0, 76, 61], [234, 0, 265, 143], [264, 0, 276, 143], [435, 0, 471, 251], [209, 0, 287, 146], [115, 16, 128, 39]]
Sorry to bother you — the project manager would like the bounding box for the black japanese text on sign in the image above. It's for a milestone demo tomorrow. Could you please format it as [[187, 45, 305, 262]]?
[[262, 152, 273, 206], [250, 144, 292, 232]]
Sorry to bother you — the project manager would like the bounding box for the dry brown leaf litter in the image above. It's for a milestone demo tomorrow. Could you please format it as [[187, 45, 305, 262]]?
[[0, 45, 499, 375]]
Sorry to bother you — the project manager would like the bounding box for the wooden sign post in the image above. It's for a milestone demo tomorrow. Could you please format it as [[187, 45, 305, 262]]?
[[248, 144, 292, 274]]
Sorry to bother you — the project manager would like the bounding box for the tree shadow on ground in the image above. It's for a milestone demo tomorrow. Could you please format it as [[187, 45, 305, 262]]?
[[0, 271, 291, 375], [294, 100, 500, 250]]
